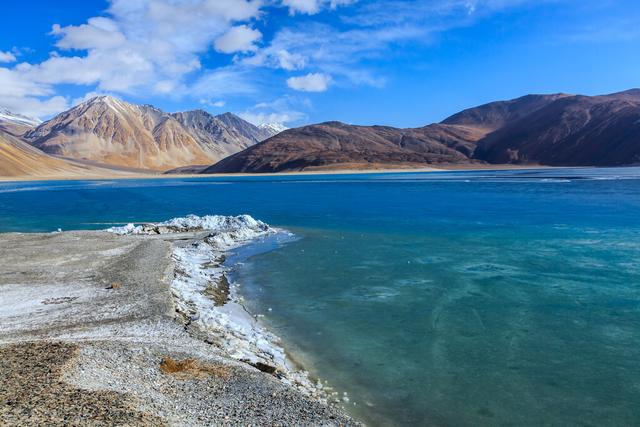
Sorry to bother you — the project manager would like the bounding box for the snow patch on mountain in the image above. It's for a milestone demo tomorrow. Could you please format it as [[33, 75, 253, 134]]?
[[0, 108, 42, 127], [258, 122, 288, 136]]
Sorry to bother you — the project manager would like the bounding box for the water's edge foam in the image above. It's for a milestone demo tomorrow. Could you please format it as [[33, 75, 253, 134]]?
[[106, 214, 344, 405]]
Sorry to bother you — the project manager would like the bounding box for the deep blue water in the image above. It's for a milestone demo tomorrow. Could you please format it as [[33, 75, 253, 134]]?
[[1, 168, 640, 426]]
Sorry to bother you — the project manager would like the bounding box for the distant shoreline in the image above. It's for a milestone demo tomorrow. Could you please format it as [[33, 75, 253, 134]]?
[[0, 163, 553, 183]]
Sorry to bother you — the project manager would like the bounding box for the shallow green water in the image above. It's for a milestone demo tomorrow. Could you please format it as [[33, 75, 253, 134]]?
[[1, 168, 639, 425], [237, 225, 640, 425]]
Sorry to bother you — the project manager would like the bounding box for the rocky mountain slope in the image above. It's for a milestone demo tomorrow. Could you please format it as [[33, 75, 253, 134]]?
[[203, 121, 486, 173], [215, 112, 276, 142], [171, 110, 273, 162], [474, 89, 640, 166], [24, 97, 210, 170], [22, 97, 279, 171], [0, 128, 119, 178], [0, 108, 41, 136], [203, 90, 640, 173], [441, 94, 570, 131]]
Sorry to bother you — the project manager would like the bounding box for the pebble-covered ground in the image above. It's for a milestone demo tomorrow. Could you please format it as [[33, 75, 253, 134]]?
[[0, 231, 358, 426], [0, 342, 163, 426]]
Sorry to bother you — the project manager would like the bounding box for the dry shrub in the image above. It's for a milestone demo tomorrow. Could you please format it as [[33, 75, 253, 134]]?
[[160, 357, 231, 379]]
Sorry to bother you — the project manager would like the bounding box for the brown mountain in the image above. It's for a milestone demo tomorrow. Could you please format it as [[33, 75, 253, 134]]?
[[214, 112, 276, 142], [0, 128, 117, 178], [171, 110, 274, 161], [23, 97, 211, 171], [203, 89, 640, 173], [23, 97, 274, 172], [203, 121, 486, 173], [474, 89, 640, 166], [441, 93, 570, 131]]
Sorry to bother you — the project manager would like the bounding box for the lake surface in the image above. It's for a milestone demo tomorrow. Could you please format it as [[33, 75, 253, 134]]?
[[1, 168, 639, 426]]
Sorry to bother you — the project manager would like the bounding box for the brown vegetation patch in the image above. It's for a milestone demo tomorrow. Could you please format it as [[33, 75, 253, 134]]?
[[159, 357, 231, 379], [0, 341, 164, 426]]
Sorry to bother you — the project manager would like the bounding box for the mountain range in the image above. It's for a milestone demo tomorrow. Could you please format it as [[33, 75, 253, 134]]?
[[204, 121, 487, 173], [206, 89, 640, 173], [1, 89, 639, 177], [0, 111, 129, 178], [19, 96, 282, 171]]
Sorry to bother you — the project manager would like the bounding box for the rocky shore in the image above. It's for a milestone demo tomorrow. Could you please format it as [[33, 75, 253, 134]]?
[[0, 222, 358, 426]]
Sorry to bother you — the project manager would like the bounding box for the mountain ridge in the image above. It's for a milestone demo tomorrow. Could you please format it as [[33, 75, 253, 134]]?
[[203, 120, 487, 173], [20, 96, 281, 171], [475, 91, 640, 165], [0, 108, 42, 137], [2, 89, 639, 177], [203, 89, 640, 173]]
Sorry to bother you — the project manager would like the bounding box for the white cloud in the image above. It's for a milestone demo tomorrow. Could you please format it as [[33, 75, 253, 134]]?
[[0, 67, 54, 98], [244, 48, 306, 70], [283, 0, 322, 14], [243, 21, 427, 89], [71, 91, 113, 106], [0, 51, 17, 63], [241, 110, 300, 125], [191, 67, 257, 97], [283, 0, 356, 15], [5, 96, 69, 119], [16, 49, 156, 92], [274, 49, 307, 70], [0, 65, 69, 117], [214, 25, 262, 53], [240, 96, 308, 125], [200, 99, 226, 108], [287, 72, 331, 92], [0, 0, 265, 118], [247, 0, 531, 89], [330, 0, 358, 8], [0, 0, 534, 119], [52, 17, 126, 50], [0, 96, 68, 119], [154, 80, 183, 94]]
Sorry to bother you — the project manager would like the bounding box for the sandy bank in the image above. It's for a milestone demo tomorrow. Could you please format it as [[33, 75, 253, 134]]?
[[0, 229, 357, 426], [0, 163, 551, 182]]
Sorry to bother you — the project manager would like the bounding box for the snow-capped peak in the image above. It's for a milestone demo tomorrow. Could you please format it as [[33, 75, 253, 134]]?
[[0, 108, 41, 127], [83, 95, 130, 111], [258, 122, 288, 134]]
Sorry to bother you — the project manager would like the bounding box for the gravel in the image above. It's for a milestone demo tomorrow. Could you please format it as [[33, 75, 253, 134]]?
[[0, 231, 359, 426]]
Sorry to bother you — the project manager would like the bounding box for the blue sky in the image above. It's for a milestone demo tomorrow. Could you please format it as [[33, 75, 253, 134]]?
[[1, 0, 639, 127]]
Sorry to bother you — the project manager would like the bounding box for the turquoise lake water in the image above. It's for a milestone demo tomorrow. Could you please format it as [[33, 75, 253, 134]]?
[[1, 168, 639, 426]]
